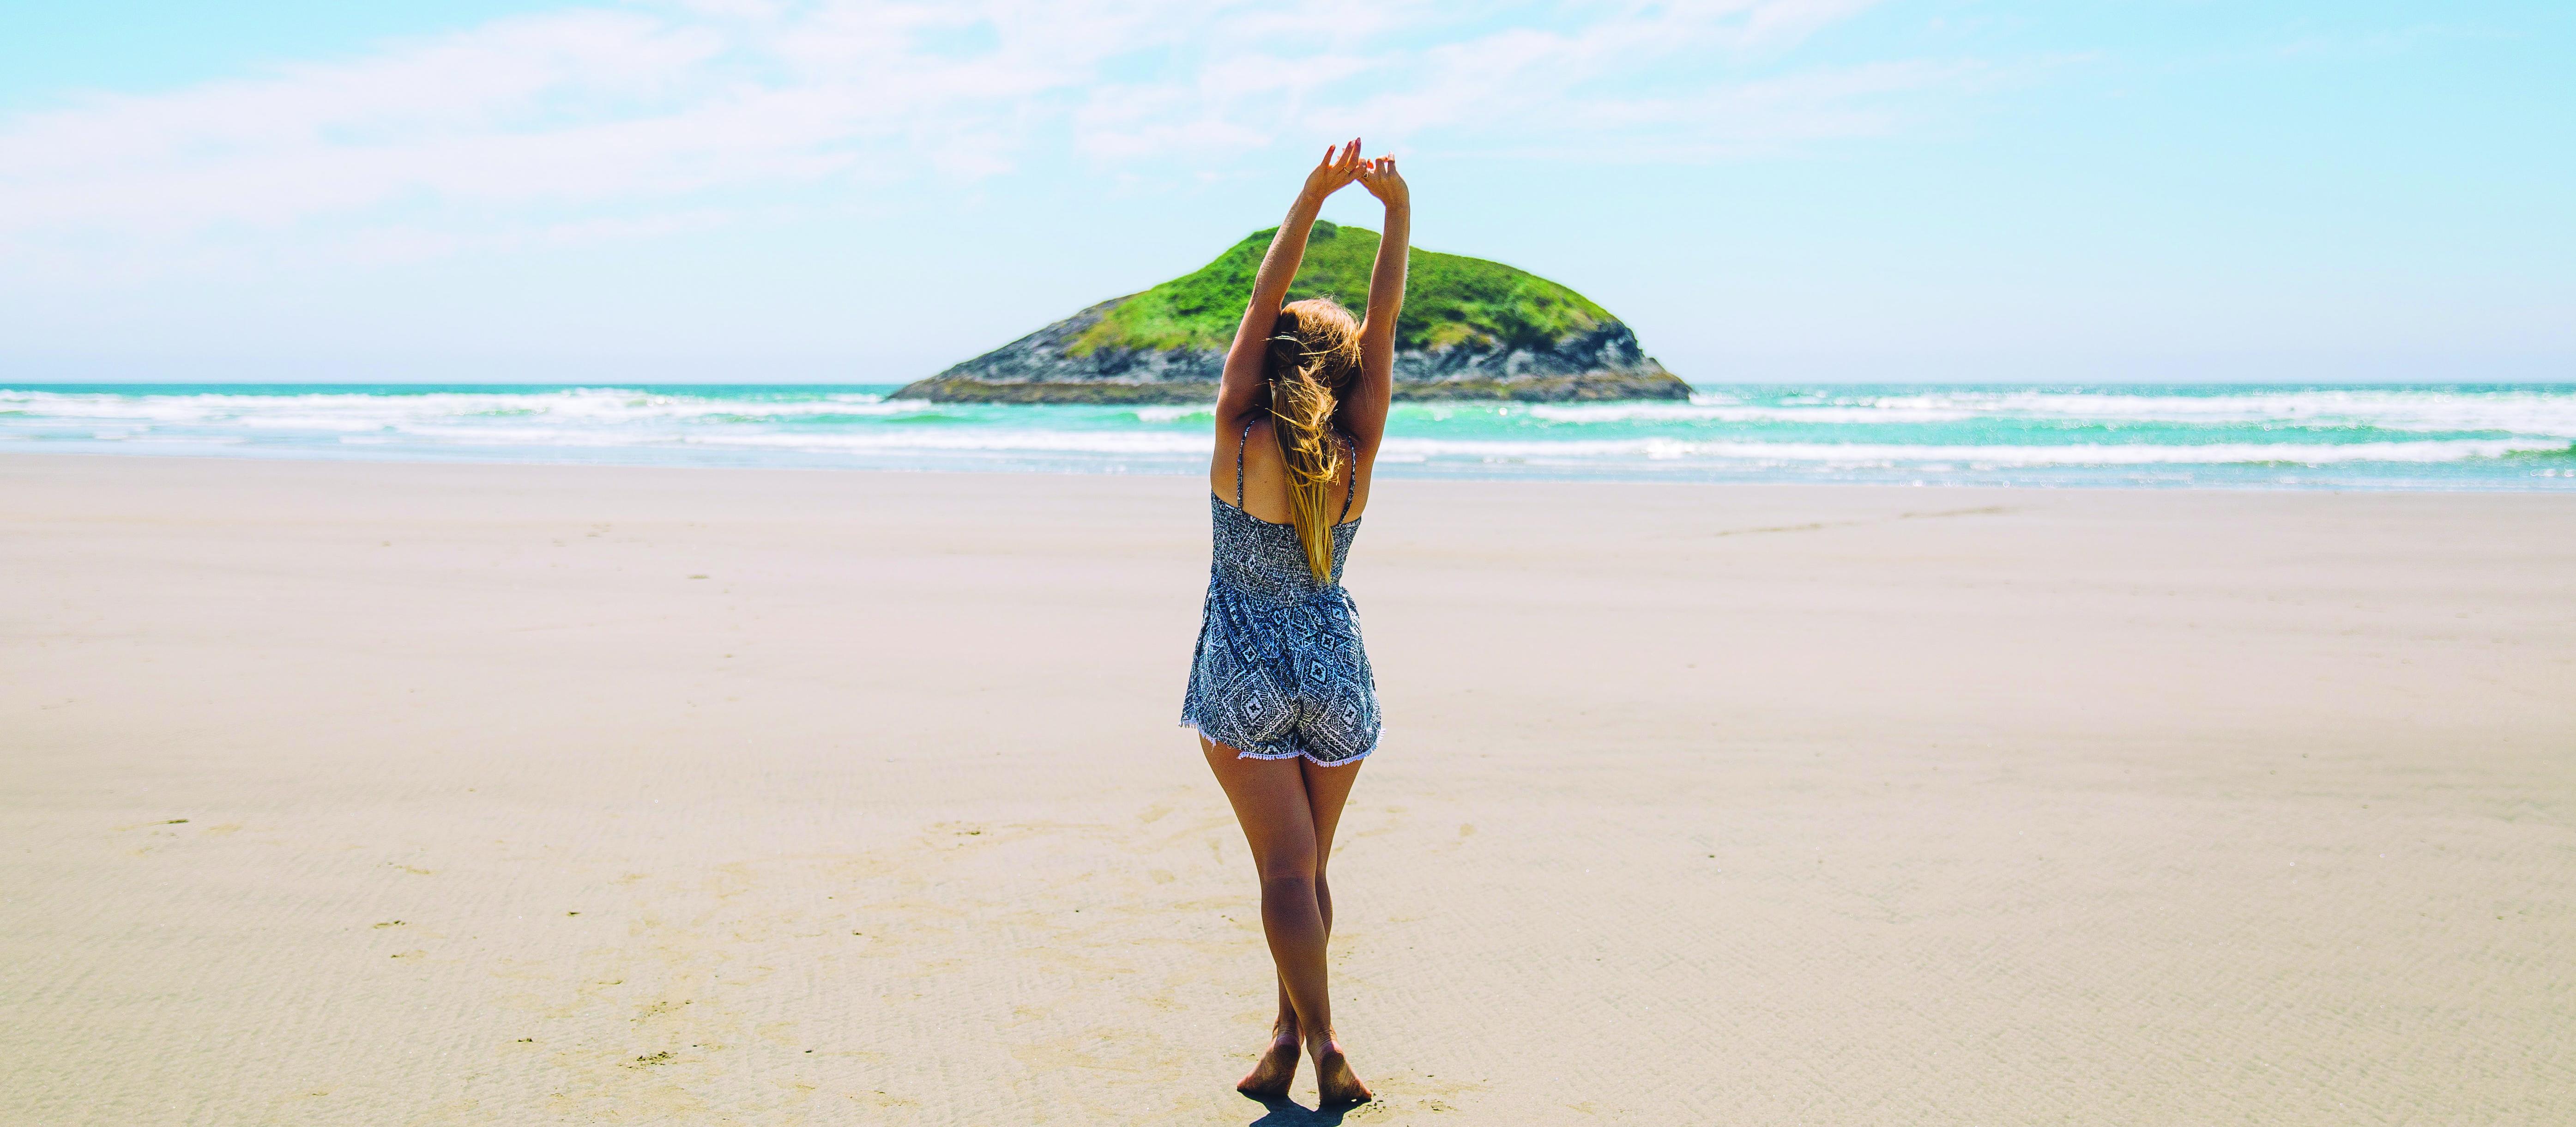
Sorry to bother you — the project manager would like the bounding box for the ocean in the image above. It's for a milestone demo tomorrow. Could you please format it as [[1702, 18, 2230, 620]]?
[[4, 382, 2573, 491]]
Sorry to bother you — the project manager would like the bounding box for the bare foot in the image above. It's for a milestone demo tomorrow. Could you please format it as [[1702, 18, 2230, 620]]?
[[1309, 1036, 1371, 1106], [1236, 1030, 1300, 1100]]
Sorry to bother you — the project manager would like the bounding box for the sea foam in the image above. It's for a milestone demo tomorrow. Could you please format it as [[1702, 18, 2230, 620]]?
[[5, 382, 2571, 489]]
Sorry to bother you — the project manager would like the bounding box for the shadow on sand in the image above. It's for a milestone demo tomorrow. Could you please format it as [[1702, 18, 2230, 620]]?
[[1245, 1097, 1354, 1126]]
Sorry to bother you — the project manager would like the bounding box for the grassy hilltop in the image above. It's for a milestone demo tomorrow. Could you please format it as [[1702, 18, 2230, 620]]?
[[896, 223, 1686, 402], [1069, 222, 1617, 355]]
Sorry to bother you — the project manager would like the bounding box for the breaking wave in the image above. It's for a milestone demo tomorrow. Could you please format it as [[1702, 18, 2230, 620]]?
[[5, 382, 2572, 489]]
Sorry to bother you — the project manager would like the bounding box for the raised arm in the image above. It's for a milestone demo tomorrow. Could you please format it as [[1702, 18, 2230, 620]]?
[[1340, 155, 1410, 453], [1216, 140, 1364, 429]]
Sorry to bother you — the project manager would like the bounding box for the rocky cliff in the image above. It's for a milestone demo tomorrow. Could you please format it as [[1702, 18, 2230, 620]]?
[[894, 223, 1689, 403]]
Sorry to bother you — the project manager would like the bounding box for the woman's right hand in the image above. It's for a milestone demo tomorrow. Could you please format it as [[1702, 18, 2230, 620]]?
[[1356, 155, 1407, 207], [1301, 139, 1365, 202]]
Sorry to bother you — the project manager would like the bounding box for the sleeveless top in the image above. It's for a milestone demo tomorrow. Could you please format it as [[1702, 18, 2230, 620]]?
[[1178, 421, 1382, 765]]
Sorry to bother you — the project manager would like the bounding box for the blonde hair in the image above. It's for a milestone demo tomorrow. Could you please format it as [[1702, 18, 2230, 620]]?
[[1263, 298, 1364, 582]]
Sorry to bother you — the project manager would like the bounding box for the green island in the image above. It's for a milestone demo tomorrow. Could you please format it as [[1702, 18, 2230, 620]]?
[[896, 222, 1687, 403]]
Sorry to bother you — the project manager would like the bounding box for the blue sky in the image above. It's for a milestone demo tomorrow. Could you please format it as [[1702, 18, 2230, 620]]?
[[1, 0, 2568, 384]]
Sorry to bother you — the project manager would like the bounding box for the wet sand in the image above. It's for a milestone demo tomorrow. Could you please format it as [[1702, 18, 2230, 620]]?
[[3, 452, 2571, 1124]]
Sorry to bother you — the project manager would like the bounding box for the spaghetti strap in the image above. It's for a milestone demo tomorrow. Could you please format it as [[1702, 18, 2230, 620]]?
[[1235, 420, 1253, 507], [1337, 430, 1357, 524]]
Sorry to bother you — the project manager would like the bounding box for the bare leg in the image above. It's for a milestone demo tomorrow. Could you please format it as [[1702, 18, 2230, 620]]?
[[1298, 755, 1370, 1106], [1266, 755, 1354, 1062], [1202, 739, 1371, 1105]]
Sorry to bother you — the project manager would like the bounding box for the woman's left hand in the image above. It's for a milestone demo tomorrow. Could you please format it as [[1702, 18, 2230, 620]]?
[[1301, 139, 1365, 202]]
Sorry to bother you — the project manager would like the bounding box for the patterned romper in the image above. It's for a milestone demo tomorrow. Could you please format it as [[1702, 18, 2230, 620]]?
[[1180, 421, 1382, 766]]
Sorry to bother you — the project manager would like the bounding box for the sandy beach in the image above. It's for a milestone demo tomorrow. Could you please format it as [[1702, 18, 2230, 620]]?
[[3, 451, 2570, 1125]]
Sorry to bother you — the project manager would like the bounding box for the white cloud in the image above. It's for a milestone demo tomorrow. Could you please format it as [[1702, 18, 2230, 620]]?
[[0, 0, 1948, 253]]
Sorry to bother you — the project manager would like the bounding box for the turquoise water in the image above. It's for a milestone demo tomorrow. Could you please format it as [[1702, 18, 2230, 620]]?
[[5, 382, 2574, 490]]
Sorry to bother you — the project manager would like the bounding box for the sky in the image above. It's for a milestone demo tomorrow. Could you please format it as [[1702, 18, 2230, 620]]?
[[0, 0, 2569, 385]]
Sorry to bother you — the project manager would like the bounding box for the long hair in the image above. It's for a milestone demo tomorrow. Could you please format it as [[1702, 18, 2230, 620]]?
[[1263, 297, 1364, 582]]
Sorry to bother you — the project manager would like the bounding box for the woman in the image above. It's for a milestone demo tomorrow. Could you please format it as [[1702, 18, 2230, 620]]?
[[1179, 138, 1407, 1107]]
